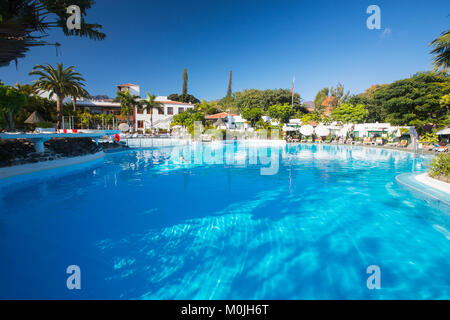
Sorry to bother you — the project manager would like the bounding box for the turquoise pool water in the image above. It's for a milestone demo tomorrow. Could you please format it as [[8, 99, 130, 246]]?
[[0, 143, 449, 299]]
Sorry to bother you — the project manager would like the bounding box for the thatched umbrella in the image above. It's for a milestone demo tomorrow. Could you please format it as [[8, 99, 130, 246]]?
[[25, 111, 44, 124]]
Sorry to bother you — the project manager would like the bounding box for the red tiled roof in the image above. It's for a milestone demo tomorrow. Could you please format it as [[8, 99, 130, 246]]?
[[154, 100, 193, 105], [205, 112, 238, 119]]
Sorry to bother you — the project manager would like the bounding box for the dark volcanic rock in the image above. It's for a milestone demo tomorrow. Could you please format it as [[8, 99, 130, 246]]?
[[0, 137, 102, 168], [99, 142, 129, 151], [0, 139, 36, 167], [45, 137, 101, 157]]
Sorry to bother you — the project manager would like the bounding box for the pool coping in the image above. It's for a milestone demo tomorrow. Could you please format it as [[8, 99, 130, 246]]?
[[294, 141, 436, 155], [0, 151, 105, 180], [415, 173, 450, 195], [396, 172, 450, 206]]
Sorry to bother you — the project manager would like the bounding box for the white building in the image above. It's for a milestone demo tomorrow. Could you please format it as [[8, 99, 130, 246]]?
[[232, 115, 249, 130], [353, 123, 398, 138], [205, 113, 250, 130], [135, 96, 195, 131], [117, 83, 140, 97]]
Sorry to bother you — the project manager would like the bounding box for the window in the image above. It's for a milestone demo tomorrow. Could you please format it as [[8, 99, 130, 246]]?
[[178, 107, 184, 114], [137, 107, 144, 114], [137, 120, 144, 128], [158, 107, 164, 115], [167, 107, 173, 115]]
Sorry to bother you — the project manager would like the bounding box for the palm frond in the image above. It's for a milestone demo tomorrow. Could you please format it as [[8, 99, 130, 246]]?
[[429, 30, 450, 72], [0, 0, 105, 67]]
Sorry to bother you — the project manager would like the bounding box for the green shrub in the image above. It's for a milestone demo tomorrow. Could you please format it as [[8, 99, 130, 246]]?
[[429, 154, 450, 178], [400, 127, 410, 135], [420, 132, 439, 145], [37, 121, 54, 128]]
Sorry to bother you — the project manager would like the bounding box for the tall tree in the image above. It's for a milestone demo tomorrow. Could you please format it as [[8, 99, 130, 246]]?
[[429, 29, 450, 72], [13, 83, 57, 128], [0, 84, 27, 131], [114, 89, 140, 127], [241, 107, 262, 127], [227, 70, 233, 97], [372, 72, 450, 131], [196, 100, 223, 115], [29, 63, 87, 128], [347, 84, 387, 123], [69, 85, 89, 113], [313, 87, 329, 114], [329, 83, 350, 108], [14, 83, 34, 96], [167, 93, 200, 104], [182, 68, 188, 96], [233, 89, 301, 112], [0, 0, 105, 67], [330, 103, 368, 124], [267, 103, 295, 124], [141, 92, 163, 129]]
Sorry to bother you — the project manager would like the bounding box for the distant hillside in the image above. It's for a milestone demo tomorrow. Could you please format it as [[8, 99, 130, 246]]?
[[90, 95, 111, 100]]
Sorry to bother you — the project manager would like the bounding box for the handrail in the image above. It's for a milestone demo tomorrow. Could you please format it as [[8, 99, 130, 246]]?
[[409, 126, 419, 154]]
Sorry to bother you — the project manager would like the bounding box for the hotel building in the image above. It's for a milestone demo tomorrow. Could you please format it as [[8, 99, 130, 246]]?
[[135, 96, 195, 132]]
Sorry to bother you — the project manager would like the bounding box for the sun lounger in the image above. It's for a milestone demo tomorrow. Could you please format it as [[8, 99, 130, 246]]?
[[436, 145, 448, 152], [396, 140, 408, 148]]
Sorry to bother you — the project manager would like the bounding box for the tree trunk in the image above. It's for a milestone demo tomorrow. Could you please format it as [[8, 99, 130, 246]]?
[[182, 68, 188, 96], [56, 95, 63, 129], [73, 96, 77, 113], [2, 114, 8, 131], [7, 110, 15, 131], [227, 70, 232, 97], [150, 109, 153, 129]]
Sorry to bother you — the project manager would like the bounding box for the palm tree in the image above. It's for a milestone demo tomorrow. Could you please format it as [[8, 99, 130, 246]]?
[[140, 92, 163, 130], [429, 29, 450, 72], [14, 83, 34, 96], [29, 63, 88, 128], [0, 0, 105, 67], [196, 100, 221, 115], [69, 85, 90, 113], [114, 89, 140, 127]]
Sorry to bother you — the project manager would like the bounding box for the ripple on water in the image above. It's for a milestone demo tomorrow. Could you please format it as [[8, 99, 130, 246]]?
[[0, 144, 448, 299]]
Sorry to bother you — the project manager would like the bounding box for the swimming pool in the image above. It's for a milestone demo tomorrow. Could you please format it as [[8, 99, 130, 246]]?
[[0, 142, 449, 299]]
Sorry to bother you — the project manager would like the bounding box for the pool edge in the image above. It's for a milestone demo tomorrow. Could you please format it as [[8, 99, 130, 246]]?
[[0, 151, 106, 180], [396, 172, 450, 206]]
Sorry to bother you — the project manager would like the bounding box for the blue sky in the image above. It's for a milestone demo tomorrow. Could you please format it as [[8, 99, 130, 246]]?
[[1, 0, 449, 101]]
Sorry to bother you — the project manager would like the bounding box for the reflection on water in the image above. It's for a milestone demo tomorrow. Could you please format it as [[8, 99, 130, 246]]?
[[0, 143, 448, 299]]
